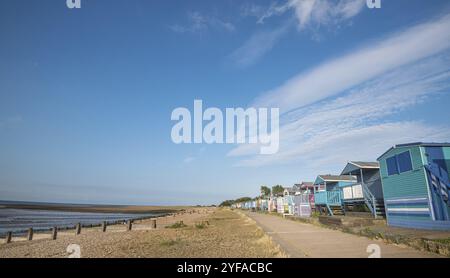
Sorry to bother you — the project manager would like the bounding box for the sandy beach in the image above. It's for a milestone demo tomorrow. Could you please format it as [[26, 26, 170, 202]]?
[[0, 208, 285, 258]]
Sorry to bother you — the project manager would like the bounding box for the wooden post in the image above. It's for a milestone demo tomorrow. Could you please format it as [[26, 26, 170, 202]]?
[[151, 219, 157, 229], [102, 221, 107, 232], [75, 223, 81, 235], [27, 228, 34, 241], [5, 232, 12, 244], [126, 220, 132, 231], [51, 227, 57, 240]]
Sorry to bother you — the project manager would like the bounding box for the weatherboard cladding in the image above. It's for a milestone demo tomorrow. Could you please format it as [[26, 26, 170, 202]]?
[[385, 197, 431, 220], [387, 219, 450, 230], [379, 145, 433, 224], [441, 147, 450, 180], [378, 142, 450, 161], [364, 169, 384, 199], [379, 145, 428, 199]]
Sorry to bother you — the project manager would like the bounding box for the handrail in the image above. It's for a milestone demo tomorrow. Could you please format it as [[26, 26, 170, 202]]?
[[361, 183, 376, 217], [343, 182, 377, 217], [364, 177, 380, 184]]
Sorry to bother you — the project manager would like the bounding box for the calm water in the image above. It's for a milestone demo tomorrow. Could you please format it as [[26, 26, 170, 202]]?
[[0, 208, 161, 236]]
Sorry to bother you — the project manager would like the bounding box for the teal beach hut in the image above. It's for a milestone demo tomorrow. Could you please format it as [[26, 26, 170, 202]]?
[[313, 175, 357, 216], [377, 143, 450, 230]]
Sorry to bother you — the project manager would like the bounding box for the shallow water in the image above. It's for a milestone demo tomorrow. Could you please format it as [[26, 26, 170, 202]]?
[[0, 208, 160, 236]]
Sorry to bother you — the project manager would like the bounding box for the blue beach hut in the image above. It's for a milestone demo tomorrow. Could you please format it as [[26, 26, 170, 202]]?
[[377, 143, 450, 230], [340, 162, 386, 218], [313, 175, 357, 216]]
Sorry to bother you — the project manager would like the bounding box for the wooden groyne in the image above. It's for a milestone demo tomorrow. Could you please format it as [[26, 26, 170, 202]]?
[[1, 208, 210, 244]]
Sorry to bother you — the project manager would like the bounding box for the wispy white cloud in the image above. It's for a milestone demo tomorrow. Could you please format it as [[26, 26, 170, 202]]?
[[229, 55, 450, 164], [228, 23, 290, 68], [253, 13, 450, 112], [170, 11, 235, 34], [233, 122, 450, 169], [228, 14, 450, 171], [184, 156, 196, 163], [183, 147, 207, 164], [249, 0, 366, 29], [231, 0, 365, 67]]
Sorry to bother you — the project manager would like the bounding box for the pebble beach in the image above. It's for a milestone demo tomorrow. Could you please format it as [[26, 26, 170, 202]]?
[[0, 208, 285, 258]]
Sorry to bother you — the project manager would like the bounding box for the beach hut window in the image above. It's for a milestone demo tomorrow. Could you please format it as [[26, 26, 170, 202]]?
[[397, 151, 413, 173], [387, 156, 399, 176], [386, 151, 413, 176]]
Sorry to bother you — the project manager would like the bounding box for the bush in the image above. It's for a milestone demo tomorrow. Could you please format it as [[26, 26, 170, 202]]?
[[195, 223, 207, 229]]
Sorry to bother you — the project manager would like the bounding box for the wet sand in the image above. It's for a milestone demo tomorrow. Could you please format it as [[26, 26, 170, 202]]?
[[0, 202, 187, 214]]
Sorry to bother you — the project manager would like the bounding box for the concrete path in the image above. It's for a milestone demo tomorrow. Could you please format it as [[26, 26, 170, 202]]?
[[245, 212, 443, 258]]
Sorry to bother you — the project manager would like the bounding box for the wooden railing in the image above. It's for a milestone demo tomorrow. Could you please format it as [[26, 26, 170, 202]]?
[[361, 183, 376, 217], [314, 191, 327, 205], [327, 191, 342, 205], [314, 191, 342, 206]]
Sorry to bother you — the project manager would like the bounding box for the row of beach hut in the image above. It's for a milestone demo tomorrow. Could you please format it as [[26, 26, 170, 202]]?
[[233, 143, 450, 231]]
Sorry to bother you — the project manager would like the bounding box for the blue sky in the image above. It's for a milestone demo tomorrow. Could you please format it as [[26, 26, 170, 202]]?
[[1, 0, 450, 205]]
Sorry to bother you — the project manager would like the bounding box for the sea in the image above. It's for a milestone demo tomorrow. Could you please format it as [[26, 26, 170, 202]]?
[[0, 201, 164, 236]]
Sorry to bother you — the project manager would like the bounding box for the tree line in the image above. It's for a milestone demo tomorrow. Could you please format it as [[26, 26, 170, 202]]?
[[219, 185, 285, 207]]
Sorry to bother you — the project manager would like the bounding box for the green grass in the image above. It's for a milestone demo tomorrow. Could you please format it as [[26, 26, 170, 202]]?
[[431, 238, 450, 245], [195, 223, 207, 229]]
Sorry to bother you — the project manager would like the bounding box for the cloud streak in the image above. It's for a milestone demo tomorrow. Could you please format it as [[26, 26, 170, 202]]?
[[253, 13, 450, 112], [231, 0, 366, 67], [170, 11, 235, 34], [228, 23, 291, 68], [252, 0, 366, 28], [228, 14, 450, 172]]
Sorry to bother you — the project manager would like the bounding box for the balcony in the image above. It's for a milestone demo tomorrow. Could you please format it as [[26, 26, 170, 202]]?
[[314, 191, 342, 206]]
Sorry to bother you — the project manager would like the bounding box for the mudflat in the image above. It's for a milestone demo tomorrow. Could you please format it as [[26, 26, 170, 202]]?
[[0, 202, 187, 214]]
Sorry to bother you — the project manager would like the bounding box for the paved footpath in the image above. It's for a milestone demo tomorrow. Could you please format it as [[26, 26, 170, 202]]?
[[245, 212, 443, 258]]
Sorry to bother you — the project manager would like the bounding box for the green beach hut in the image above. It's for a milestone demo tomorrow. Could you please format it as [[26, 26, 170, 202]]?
[[377, 143, 450, 230]]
